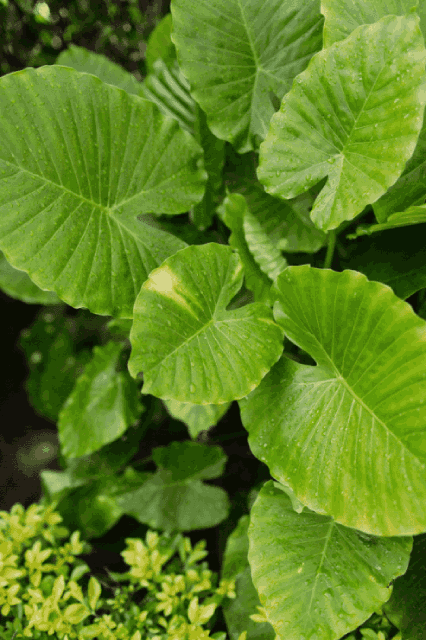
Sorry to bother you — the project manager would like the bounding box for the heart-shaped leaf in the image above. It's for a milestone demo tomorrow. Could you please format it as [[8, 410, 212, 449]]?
[[248, 481, 412, 640], [116, 441, 230, 531], [128, 243, 284, 404], [0, 65, 206, 317], [257, 14, 426, 232], [240, 266, 426, 536], [171, 0, 324, 152]]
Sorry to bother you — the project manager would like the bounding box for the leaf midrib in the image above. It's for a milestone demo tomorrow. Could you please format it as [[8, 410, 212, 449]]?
[[304, 333, 422, 464]]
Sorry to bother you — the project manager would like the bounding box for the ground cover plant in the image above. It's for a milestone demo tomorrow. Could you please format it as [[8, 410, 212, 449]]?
[[0, 0, 426, 638]]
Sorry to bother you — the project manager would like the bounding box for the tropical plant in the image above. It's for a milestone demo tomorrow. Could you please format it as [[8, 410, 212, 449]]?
[[0, 0, 426, 638]]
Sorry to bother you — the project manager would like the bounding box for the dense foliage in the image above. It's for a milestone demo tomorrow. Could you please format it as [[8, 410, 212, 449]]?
[[1, 0, 426, 638]]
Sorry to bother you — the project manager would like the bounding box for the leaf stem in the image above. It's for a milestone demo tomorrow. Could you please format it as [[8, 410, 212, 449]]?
[[323, 230, 337, 269]]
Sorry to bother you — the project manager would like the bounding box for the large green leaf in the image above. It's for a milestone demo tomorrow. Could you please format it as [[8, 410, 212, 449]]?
[[0, 65, 206, 317], [58, 341, 144, 458], [171, 0, 324, 153], [128, 243, 284, 404], [248, 481, 412, 640], [321, 0, 420, 48], [342, 225, 426, 300], [55, 44, 143, 95], [0, 249, 61, 305], [257, 15, 426, 232], [240, 266, 426, 536], [116, 441, 230, 531]]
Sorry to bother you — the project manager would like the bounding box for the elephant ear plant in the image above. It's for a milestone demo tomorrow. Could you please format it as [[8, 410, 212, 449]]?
[[1, 0, 426, 637]]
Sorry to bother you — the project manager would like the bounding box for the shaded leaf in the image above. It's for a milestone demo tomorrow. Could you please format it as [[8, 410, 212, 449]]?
[[163, 398, 231, 439], [171, 0, 324, 152], [139, 58, 196, 133], [348, 205, 426, 237], [117, 441, 230, 531], [342, 225, 426, 300], [58, 341, 144, 458], [383, 533, 426, 640], [55, 44, 142, 95], [19, 309, 92, 422], [221, 515, 277, 640], [0, 249, 61, 305], [217, 194, 272, 303]]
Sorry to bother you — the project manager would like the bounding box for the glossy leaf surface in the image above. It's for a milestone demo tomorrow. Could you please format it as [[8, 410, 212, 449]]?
[[248, 481, 412, 640], [321, 0, 419, 48], [128, 243, 284, 404], [240, 266, 426, 535], [0, 66, 204, 317], [257, 15, 426, 231]]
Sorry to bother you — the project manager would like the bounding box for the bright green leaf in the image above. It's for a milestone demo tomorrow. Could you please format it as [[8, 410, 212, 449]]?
[[128, 243, 284, 404], [248, 481, 412, 640], [0, 65, 205, 317], [321, 0, 419, 48], [240, 266, 426, 536], [257, 15, 426, 232], [87, 576, 102, 611], [58, 341, 144, 458], [116, 441, 230, 531], [171, 0, 324, 153]]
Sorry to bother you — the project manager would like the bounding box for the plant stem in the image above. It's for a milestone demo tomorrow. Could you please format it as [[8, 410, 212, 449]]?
[[323, 230, 337, 269]]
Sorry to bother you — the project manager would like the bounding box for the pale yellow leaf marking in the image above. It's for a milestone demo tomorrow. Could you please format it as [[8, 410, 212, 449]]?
[[143, 264, 203, 321]]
